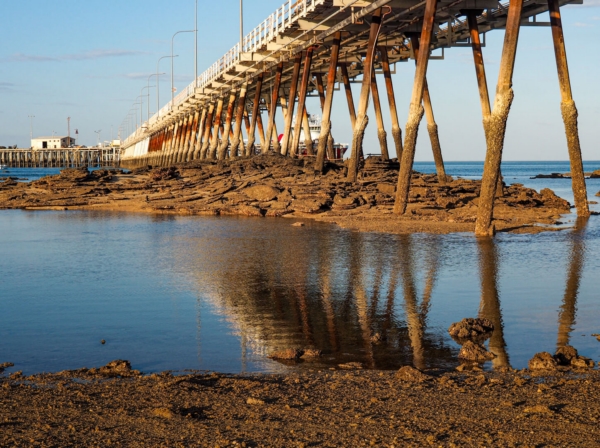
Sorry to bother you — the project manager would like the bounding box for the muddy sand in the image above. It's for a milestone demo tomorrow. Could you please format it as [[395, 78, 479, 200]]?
[[0, 154, 578, 234], [1, 360, 600, 447]]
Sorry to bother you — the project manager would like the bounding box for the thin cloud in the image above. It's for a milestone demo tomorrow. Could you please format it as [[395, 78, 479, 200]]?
[[573, 21, 593, 27], [566, 0, 600, 7], [5, 49, 147, 63], [0, 82, 15, 91]]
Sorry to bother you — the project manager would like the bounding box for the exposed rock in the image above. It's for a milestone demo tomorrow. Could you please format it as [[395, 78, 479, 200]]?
[[458, 341, 496, 362], [337, 362, 363, 370], [300, 349, 322, 358], [595, 191, 600, 197], [448, 318, 494, 343], [291, 222, 305, 227], [290, 198, 325, 213], [376, 183, 396, 195], [332, 195, 357, 210], [528, 352, 558, 371], [150, 167, 178, 181], [531, 173, 567, 179], [268, 349, 303, 360], [0, 362, 14, 373], [571, 356, 595, 369], [152, 407, 174, 419], [370, 333, 383, 344], [523, 405, 553, 414], [555, 345, 578, 365], [246, 397, 265, 406], [590, 170, 600, 179], [396, 365, 430, 382], [243, 185, 280, 201]]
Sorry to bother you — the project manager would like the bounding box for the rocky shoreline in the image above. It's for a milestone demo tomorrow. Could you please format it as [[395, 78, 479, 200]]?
[[0, 154, 578, 235], [1, 360, 600, 447]]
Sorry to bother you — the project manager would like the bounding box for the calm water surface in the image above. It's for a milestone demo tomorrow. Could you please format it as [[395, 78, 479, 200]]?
[[1, 161, 599, 374]]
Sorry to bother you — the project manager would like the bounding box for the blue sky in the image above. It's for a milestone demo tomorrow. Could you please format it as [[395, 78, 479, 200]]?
[[0, 0, 598, 160]]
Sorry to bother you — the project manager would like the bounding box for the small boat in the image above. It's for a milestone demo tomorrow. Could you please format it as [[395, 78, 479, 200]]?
[[0, 164, 7, 170]]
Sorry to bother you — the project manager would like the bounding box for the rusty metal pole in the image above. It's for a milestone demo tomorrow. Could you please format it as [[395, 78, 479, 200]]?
[[370, 67, 390, 160], [347, 8, 382, 182], [474, 0, 524, 235], [410, 35, 447, 183], [246, 72, 264, 155], [200, 103, 215, 159], [280, 53, 303, 156], [291, 49, 315, 157], [548, 0, 589, 217], [314, 71, 336, 161], [208, 98, 224, 159], [264, 63, 283, 154], [218, 90, 238, 159], [393, 0, 439, 213], [379, 47, 403, 161], [466, 12, 503, 197], [230, 83, 248, 157], [192, 107, 207, 159]]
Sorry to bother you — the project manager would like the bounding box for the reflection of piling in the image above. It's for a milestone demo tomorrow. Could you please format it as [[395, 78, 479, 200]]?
[[477, 238, 510, 369], [557, 217, 588, 348]]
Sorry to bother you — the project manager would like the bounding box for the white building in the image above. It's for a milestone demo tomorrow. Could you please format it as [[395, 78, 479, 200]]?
[[31, 136, 76, 149]]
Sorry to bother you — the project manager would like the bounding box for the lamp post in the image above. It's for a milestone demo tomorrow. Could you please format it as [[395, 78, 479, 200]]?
[[171, 29, 195, 106], [140, 86, 154, 124], [240, 0, 243, 51], [94, 130, 101, 147], [147, 73, 164, 119], [195, 0, 198, 87], [134, 96, 144, 126], [157, 55, 177, 117]]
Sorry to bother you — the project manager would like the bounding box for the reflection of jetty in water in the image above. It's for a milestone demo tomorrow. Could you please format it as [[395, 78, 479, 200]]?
[[179, 218, 591, 371]]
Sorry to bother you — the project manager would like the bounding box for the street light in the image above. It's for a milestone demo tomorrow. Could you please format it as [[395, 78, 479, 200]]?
[[171, 29, 195, 106], [134, 96, 144, 127], [147, 73, 164, 120], [156, 55, 178, 117], [240, 0, 243, 51], [140, 86, 155, 124], [94, 130, 102, 147], [28, 115, 35, 142]]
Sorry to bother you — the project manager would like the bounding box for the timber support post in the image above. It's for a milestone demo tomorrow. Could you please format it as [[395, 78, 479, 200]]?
[[474, 0, 524, 236], [192, 107, 207, 160], [218, 90, 238, 159], [264, 64, 283, 154], [315, 31, 342, 173], [314, 72, 336, 161], [230, 83, 248, 157], [548, 0, 589, 217], [347, 8, 382, 182], [379, 47, 403, 160], [393, 0, 439, 213], [200, 103, 215, 159], [409, 34, 447, 183], [247, 73, 264, 156], [291, 48, 315, 157], [370, 68, 390, 160], [280, 53, 303, 156], [208, 98, 224, 159]]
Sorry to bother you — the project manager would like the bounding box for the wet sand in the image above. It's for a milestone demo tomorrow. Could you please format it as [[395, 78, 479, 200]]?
[[1, 361, 600, 447], [0, 154, 575, 235]]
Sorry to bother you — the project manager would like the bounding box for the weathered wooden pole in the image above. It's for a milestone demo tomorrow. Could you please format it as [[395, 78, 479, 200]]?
[[242, 108, 251, 155], [179, 113, 193, 162], [466, 12, 504, 197], [548, 0, 589, 217], [217, 90, 238, 159], [340, 63, 357, 129], [291, 48, 315, 157], [393, 0, 439, 213], [347, 8, 382, 181], [230, 83, 248, 157], [264, 63, 283, 153], [302, 109, 314, 156], [187, 110, 200, 161], [370, 68, 390, 160], [314, 71, 336, 161], [246, 72, 264, 155], [167, 120, 182, 165], [474, 0, 524, 235], [200, 103, 215, 159], [208, 98, 224, 159], [280, 53, 303, 156], [192, 107, 207, 160], [172, 116, 187, 164], [409, 35, 447, 183], [256, 105, 267, 152], [379, 47, 403, 160]]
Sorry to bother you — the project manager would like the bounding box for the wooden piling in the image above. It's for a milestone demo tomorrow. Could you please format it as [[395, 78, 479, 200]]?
[[393, 0, 439, 213], [200, 103, 215, 159], [379, 47, 403, 160], [291, 49, 315, 157], [208, 99, 224, 159], [280, 53, 303, 156], [410, 35, 447, 183], [192, 107, 207, 160], [264, 63, 283, 154], [218, 90, 238, 160], [230, 83, 248, 157], [370, 68, 390, 160], [247, 72, 264, 155], [347, 8, 382, 182], [314, 71, 336, 162], [256, 104, 267, 152], [340, 63, 357, 129], [548, 0, 589, 217], [474, 0, 524, 236]]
